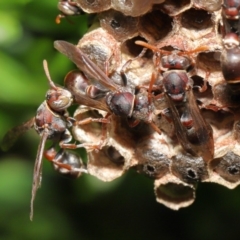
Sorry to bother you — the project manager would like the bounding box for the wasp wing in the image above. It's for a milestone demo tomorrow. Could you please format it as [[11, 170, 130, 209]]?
[[165, 93, 196, 156], [30, 128, 49, 221], [66, 79, 111, 112], [54, 40, 119, 92], [1, 118, 35, 152], [185, 89, 214, 162]]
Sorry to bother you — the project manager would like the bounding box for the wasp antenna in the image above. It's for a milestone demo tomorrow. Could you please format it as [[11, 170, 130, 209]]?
[[135, 40, 158, 52], [43, 59, 58, 90]]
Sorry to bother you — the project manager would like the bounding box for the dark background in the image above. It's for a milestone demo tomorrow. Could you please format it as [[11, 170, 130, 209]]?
[[0, 1, 240, 239]]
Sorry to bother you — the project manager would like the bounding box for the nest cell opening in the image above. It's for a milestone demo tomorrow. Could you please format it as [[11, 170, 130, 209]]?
[[181, 8, 213, 31]]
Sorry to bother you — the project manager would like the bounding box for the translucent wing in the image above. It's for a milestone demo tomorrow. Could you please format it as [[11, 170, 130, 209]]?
[[54, 40, 119, 92], [185, 89, 214, 162], [165, 89, 214, 162], [1, 118, 35, 151], [30, 128, 49, 221], [66, 79, 111, 112], [164, 93, 195, 156]]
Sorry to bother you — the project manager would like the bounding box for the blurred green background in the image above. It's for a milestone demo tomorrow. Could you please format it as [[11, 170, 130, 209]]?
[[1, 1, 240, 239]]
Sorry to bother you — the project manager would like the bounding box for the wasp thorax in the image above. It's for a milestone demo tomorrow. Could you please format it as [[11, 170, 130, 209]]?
[[106, 92, 135, 117], [161, 55, 191, 70], [163, 71, 189, 101]]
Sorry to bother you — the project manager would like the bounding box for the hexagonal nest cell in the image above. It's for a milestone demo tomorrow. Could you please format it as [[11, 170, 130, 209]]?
[[53, 0, 240, 210]]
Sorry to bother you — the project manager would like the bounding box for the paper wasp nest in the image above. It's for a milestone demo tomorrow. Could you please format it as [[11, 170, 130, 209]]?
[[60, 0, 240, 210]]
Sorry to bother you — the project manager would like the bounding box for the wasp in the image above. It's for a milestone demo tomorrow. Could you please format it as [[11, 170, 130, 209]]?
[[222, 0, 240, 35], [1, 60, 89, 220], [221, 1, 240, 93], [54, 40, 161, 133], [135, 41, 214, 162]]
